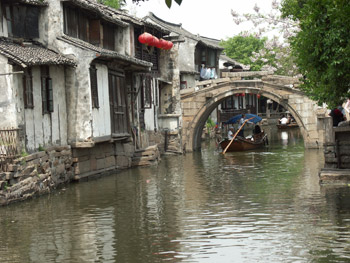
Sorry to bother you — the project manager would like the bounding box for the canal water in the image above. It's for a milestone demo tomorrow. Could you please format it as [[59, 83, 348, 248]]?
[[1, 128, 350, 263]]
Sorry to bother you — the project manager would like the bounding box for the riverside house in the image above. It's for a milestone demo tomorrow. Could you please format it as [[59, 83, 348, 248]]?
[[0, 0, 180, 182]]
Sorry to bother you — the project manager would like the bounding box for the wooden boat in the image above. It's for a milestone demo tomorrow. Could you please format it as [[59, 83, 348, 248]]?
[[219, 132, 267, 152], [277, 122, 298, 129]]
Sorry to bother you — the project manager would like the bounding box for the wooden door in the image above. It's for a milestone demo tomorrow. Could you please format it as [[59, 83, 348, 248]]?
[[109, 70, 128, 135]]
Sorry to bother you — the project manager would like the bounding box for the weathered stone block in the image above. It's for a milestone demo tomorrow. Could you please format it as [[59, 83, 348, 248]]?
[[116, 156, 129, 168], [55, 164, 66, 175], [105, 156, 116, 168], [72, 148, 90, 158], [0, 181, 7, 190], [96, 158, 105, 170], [24, 151, 46, 162], [90, 158, 97, 171], [77, 160, 91, 174], [123, 143, 134, 157]]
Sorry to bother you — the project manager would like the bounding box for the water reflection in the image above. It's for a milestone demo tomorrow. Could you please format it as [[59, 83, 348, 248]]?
[[2, 129, 350, 262]]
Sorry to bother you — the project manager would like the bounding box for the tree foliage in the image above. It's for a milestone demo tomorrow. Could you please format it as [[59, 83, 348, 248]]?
[[281, 0, 350, 107], [98, 0, 124, 9], [126, 0, 182, 8], [230, 1, 299, 76], [220, 35, 267, 71]]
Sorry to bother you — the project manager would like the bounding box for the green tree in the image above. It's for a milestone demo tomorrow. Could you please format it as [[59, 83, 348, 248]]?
[[220, 34, 272, 71], [98, 0, 124, 9], [127, 0, 182, 8], [281, 0, 350, 107]]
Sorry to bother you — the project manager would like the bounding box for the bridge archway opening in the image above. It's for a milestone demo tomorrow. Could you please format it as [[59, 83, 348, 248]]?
[[190, 89, 306, 151]]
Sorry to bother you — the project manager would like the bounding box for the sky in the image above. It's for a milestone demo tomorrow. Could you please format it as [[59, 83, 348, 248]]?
[[125, 0, 276, 40]]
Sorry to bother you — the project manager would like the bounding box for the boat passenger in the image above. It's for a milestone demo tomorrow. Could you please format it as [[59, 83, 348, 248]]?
[[279, 115, 289, 125], [228, 127, 235, 140]]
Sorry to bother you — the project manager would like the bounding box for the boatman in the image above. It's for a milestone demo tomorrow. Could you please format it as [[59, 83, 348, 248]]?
[[238, 114, 252, 138]]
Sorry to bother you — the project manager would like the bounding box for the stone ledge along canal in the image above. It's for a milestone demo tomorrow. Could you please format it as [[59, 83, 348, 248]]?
[[1, 128, 350, 262]]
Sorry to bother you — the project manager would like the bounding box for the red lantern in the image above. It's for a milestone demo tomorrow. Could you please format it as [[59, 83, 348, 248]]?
[[241, 93, 245, 97], [167, 41, 173, 50], [149, 36, 159, 47], [257, 94, 261, 99], [138, 32, 153, 46], [158, 38, 167, 49], [163, 40, 173, 50], [155, 38, 164, 49]]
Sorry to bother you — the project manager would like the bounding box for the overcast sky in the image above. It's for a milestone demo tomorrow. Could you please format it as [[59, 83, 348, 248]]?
[[125, 0, 276, 40]]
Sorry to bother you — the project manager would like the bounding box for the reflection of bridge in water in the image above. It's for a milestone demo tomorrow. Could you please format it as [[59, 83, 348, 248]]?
[[180, 71, 331, 152]]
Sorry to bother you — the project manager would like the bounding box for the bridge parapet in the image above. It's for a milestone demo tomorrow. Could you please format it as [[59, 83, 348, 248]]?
[[222, 71, 274, 79]]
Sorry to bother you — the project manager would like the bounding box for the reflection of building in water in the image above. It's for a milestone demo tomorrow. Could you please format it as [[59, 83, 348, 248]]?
[[29, 207, 116, 262]]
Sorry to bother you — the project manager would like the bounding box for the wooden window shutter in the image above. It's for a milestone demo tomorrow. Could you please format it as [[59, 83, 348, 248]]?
[[89, 20, 101, 45], [102, 23, 115, 50], [23, 69, 33, 109], [89, 66, 99, 108], [47, 78, 53, 112], [41, 76, 48, 114]]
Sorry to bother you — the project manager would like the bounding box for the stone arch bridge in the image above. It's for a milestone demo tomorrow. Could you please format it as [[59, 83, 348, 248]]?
[[180, 72, 330, 152]]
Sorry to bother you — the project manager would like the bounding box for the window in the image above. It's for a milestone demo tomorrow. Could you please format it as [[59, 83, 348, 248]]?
[[103, 23, 115, 50], [134, 27, 160, 71], [23, 68, 33, 109], [4, 4, 39, 39], [63, 4, 117, 50], [141, 75, 152, 109], [221, 96, 235, 110], [195, 45, 218, 71], [109, 70, 128, 134], [41, 66, 53, 114], [90, 65, 99, 109]]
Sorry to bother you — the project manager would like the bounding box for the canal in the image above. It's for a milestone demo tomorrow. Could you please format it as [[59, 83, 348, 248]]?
[[1, 128, 350, 262]]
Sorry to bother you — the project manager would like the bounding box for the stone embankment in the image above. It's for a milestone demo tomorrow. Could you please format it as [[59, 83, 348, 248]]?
[[319, 125, 350, 185], [132, 145, 161, 166], [0, 146, 73, 206], [0, 143, 165, 205]]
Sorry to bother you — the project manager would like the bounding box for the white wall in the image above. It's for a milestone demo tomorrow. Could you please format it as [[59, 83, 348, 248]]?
[[178, 37, 197, 72], [0, 56, 17, 128], [92, 64, 111, 138]]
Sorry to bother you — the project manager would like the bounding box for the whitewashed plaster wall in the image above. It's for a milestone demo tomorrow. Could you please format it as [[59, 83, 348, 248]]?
[[180, 74, 196, 90], [0, 56, 17, 128], [46, 0, 65, 49], [178, 38, 196, 72], [0, 5, 7, 37], [92, 63, 111, 138]]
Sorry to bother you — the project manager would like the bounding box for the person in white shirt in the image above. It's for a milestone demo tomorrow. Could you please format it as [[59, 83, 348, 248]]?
[[280, 115, 289, 125], [228, 127, 235, 140]]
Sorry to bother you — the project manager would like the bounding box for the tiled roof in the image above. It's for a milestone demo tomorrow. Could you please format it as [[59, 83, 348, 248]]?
[[68, 0, 170, 34], [220, 54, 251, 70], [67, 0, 128, 27], [58, 35, 152, 68], [145, 12, 224, 50], [19, 0, 48, 6], [0, 38, 76, 67]]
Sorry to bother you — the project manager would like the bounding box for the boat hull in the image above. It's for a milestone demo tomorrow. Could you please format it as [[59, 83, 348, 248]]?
[[277, 123, 298, 129], [220, 133, 267, 152]]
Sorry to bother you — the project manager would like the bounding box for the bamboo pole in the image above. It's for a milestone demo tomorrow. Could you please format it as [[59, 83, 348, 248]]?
[[222, 117, 254, 154]]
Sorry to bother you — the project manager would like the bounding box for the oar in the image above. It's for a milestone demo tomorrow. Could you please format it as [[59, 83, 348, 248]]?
[[222, 117, 254, 154]]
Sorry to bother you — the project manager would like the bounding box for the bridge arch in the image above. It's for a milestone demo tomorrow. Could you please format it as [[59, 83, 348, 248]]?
[[180, 78, 329, 152]]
